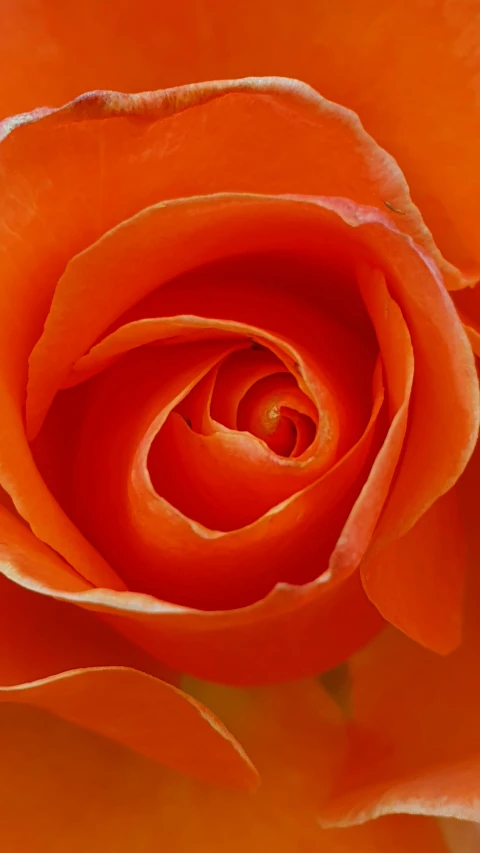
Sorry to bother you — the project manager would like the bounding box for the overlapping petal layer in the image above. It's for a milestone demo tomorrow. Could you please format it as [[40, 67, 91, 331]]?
[[0, 560, 258, 788], [1, 1, 478, 283], [319, 444, 480, 826], [0, 5, 478, 849], [0, 679, 449, 852], [0, 82, 475, 686]]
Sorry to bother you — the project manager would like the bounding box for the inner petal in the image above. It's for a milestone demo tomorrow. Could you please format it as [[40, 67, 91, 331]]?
[[31, 339, 384, 608], [28, 230, 381, 608], [235, 373, 318, 459], [148, 414, 303, 530], [147, 345, 324, 531], [146, 331, 331, 531], [209, 346, 290, 430]]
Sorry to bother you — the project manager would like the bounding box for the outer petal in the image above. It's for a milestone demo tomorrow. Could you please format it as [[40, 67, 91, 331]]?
[[0, 561, 172, 685], [0, 2, 478, 281], [0, 566, 258, 789], [0, 499, 383, 684], [1, 668, 258, 790], [361, 486, 466, 654], [0, 680, 448, 852], [319, 444, 480, 825]]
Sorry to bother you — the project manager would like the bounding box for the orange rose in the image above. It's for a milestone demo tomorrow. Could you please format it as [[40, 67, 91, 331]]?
[[0, 3, 479, 852]]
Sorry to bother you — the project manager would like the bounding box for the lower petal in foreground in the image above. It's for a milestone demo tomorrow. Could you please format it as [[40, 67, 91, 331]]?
[[319, 463, 480, 826], [0, 680, 449, 853], [0, 569, 257, 789]]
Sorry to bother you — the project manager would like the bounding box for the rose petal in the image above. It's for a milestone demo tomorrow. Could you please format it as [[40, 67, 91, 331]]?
[[1, 2, 478, 280], [22, 78, 421, 435], [64, 312, 362, 465], [0, 568, 172, 685], [62, 311, 364, 544], [0, 495, 384, 682], [319, 470, 480, 825], [66, 338, 384, 608], [0, 682, 448, 852], [10, 190, 378, 597], [23, 83, 456, 429], [28, 193, 477, 581], [356, 222, 478, 546], [361, 487, 466, 654], [0, 79, 390, 591], [1, 668, 258, 790], [326, 263, 413, 580], [208, 348, 288, 431], [0, 82, 470, 599], [327, 756, 480, 826], [0, 571, 258, 789], [148, 413, 321, 531]]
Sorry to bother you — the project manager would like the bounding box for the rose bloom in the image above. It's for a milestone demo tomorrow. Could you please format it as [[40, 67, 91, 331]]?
[[1, 1, 480, 851]]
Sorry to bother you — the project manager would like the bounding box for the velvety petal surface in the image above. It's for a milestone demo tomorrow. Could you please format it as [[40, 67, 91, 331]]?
[[0, 495, 384, 684], [1, 1, 478, 282], [1, 192, 475, 680], [0, 679, 449, 852], [0, 564, 258, 789], [319, 444, 480, 825], [0, 82, 475, 684], [361, 487, 466, 654]]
